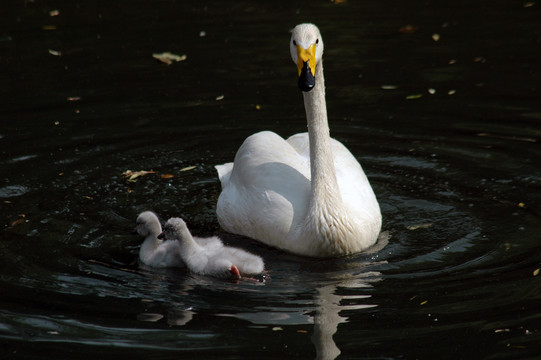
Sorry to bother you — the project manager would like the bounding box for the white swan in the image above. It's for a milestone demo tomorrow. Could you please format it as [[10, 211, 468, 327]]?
[[215, 23, 382, 257], [134, 211, 222, 268], [160, 217, 265, 279]]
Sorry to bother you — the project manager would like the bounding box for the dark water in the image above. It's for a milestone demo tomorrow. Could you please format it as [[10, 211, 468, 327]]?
[[1, 0, 541, 359]]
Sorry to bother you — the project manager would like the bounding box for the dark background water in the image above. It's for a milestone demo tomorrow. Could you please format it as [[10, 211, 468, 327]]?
[[1, 0, 541, 359]]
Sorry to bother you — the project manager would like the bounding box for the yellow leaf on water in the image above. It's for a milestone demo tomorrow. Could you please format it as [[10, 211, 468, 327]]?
[[533, 268, 540, 277], [161, 174, 174, 179], [406, 94, 423, 100], [406, 223, 433, 230], [420, 300, 428, 305], [180, 166, 197, 172], [48, 48, 61, 56], [122, 170, 156, 182], [152, 52, 187, 65], [297, 330, 308, 334]]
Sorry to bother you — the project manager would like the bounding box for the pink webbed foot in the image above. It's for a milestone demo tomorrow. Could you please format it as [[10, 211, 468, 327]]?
[[230, 265, 241, 279]]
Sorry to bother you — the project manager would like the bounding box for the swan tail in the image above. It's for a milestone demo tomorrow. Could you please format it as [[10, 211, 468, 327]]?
[[215, 163, 233, 185]]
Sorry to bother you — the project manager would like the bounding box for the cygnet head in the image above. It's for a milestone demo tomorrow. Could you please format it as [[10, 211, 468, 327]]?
[[160, 217, 191, 242], [134, 211, 161, 237], [290, 23, 324, 92]]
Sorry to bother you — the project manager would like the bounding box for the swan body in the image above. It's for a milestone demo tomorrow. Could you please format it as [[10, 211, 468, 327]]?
[[161, 217, 265, 279], [134, 211, 222, 268], [215, 23, 381, 257]]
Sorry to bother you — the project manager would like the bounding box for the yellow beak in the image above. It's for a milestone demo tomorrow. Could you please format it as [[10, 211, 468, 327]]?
[[296, 43, 317, 77]]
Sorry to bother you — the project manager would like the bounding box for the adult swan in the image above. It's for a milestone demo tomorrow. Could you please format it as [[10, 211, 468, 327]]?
[[215, 23, 382, 257]]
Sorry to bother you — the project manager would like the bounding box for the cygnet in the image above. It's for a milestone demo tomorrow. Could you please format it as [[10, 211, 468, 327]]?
[[160, 217, 264, 279], [134, 211, 185, 268]]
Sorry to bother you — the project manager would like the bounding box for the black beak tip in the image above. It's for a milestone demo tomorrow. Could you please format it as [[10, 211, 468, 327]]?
[[299, 81, 315, 92], [298, 61, 316, 92]]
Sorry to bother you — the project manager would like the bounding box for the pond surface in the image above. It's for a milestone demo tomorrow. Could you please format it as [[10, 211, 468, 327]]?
[[1, 0, 541, 359]]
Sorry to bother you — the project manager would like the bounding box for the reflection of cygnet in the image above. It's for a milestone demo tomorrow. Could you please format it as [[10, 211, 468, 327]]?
[[134, 211, 184, 268], [160, 217, 264, 279]]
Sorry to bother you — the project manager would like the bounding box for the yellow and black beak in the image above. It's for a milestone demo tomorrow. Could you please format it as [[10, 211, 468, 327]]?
[[296, 43, 317, 92]]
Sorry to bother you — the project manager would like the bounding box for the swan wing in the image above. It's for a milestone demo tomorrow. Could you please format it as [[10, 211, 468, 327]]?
[[216, 131, 311, 248]]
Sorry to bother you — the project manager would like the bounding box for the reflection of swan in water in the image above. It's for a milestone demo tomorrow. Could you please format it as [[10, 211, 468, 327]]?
[[311, 275, 381, 360], [217, 233, 388, 359], [219, 265, 385, 360]]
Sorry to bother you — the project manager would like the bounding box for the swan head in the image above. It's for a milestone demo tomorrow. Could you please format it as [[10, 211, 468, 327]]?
[[159, 217, 190, 242], [134, 211, 161, 237], [290, 23, 324, 92]]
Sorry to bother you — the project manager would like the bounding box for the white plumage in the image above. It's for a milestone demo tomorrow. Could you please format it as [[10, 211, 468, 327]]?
[[161, 217, 264, 279], [215, 23, 382, 257], [134, 211, 221, 268]]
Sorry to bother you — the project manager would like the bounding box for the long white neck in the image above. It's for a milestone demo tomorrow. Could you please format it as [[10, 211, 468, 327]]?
[[303, 61, 343, 216], [175, 226, 201, 255]]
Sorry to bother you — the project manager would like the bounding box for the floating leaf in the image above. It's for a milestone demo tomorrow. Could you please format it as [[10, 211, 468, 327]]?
[[297, 330, 308, 334], [406, 223, 432, 230], [420, 300, 428, 305], [533, 268, 540, 277], [215, 95, 225, 101], [48, 48, 61, 56], [49, 9, 60, 16], [381, 85, 398, 90], [517, 202, 526, 208], [272, 327, 283, 331], [161, 174, 174, 179], [152, 52, 187, 65], [432, 33, 440, 42], [180, 166, 197, 172], [122, 170, 156, 182], [9, 215, 26, 228], [406, 94, 423, 100]]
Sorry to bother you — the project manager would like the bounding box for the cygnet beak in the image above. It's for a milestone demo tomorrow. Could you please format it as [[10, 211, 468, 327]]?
[[157, 232, 165, 239], [131, 227, 138, 235]]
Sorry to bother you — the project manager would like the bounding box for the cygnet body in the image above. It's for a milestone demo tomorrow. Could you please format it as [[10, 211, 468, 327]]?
[[161, 217, 264, 279], [134, 211, 222, 268]]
